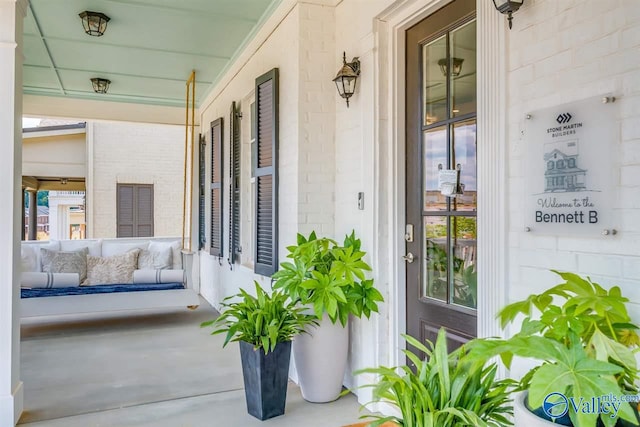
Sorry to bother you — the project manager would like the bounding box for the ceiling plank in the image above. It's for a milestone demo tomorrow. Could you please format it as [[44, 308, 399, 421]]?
[[28, 2, 65, 95]]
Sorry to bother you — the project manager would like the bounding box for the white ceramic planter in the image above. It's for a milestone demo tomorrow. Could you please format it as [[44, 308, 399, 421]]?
[[514, 392, 564, 426], [292, 313, 349, 403]]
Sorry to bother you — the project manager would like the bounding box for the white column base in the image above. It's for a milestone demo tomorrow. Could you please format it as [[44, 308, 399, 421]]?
[[0, 381, 23, 426]]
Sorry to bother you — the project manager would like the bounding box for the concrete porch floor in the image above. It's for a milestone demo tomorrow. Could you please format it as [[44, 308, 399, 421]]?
[[18, 298, 365, 427]]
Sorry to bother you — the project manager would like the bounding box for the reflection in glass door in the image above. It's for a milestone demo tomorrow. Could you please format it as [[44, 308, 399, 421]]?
[[422, 19, 477, 310]]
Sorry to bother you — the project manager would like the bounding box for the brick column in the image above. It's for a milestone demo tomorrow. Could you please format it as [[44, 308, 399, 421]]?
[[0, 1, 26, 425]]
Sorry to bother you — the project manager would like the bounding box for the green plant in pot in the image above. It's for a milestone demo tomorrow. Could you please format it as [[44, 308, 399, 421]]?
[[200, 281, 316, 420], [272, 231, 384, 403], [471, 271, 640, 427], [354, 328, 515, 427]]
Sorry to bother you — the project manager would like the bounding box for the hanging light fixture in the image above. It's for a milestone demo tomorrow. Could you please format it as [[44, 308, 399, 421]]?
[[79, 11, 110, 36], [90, 78, 111, 94], [333, 52, 360, 107], [437, 57, 464, 77], [492, 0, 524, 29]]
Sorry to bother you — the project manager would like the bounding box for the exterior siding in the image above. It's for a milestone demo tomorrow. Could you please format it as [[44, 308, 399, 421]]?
[[89, 121, 183, 239]]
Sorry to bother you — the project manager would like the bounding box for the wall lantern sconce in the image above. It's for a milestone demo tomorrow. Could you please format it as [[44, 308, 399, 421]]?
[[438, 57, 464, 77], [79, 11, 110, 36], [90, 78, 111, 94], [333, 52, 360, 107], [492, 0, 524, 29]]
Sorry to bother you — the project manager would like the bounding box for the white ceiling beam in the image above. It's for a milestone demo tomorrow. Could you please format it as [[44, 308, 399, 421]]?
[[24, 94, 197, 126]]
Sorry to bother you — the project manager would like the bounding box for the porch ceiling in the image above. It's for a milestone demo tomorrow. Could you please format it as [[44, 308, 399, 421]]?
[[23, 0, 281, 108]]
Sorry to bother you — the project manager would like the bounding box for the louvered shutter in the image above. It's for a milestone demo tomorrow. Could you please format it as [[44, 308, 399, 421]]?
[[253, 68, 278, 276], [117, 184, 134, 237], [228, 102, 241, 265], [210, 118, 224, 257], [136, 185, 154, 237], [117, 184, 153, 237], [198, 134, 206, 250]]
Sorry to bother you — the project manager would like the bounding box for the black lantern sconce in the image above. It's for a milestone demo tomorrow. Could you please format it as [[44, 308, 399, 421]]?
[[90, 78, 111, 94], [79, 11, 110, 36], [492, 0, 524, 29], [437, 57, 464, 77], [333, 52, 360, 107]]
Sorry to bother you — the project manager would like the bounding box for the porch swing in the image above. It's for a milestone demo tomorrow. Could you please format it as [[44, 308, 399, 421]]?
[[20, 73, 201, 318]]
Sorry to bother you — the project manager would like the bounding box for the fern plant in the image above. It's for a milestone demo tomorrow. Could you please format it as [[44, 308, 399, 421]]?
[[201, 281, 317, 354], [355, 329, 515, 427]]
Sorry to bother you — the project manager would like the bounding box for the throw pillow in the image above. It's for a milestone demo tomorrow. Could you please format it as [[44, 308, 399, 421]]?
[[41, 247, 89, 282], [148, 241, 182, 269], [83, 249, 140, 286], [138, 247, 172, 270], [21, 245, 38, 272]]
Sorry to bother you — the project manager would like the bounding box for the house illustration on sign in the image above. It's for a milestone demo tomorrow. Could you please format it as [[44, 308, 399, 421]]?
[[543, 140, 587, 193]]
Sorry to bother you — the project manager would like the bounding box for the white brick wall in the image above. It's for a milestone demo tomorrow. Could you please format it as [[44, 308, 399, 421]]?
[[198, 2, 338, 305], [89, 121, 183, 238], [507, 0, 640, 319]]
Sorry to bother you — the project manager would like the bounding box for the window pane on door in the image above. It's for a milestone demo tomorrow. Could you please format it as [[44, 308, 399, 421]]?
[[423, 127, 448, 211], [424, 216, 448, 302], [451, 216, 476, 308], [422, 35, 447, 126], [452, 120, 477, 211], [450, 20, 476, 118]]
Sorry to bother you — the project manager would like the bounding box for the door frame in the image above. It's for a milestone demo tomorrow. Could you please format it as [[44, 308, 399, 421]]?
[[375, 0, 508, 369]]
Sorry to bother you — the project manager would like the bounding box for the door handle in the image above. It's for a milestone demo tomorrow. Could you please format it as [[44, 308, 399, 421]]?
[[402, 252, 415, 263]]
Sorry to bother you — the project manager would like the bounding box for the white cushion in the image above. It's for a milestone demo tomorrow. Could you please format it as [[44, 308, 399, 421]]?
[[20, 240, 60, 272], [132, 269, 185, 284], [138, 246, 172, 270], [101, 241, 149, 258], [59, 239, 102, 257], [21, 246, 39, 272], [148, 241, 182, 269], [21, 272, 80, 288]]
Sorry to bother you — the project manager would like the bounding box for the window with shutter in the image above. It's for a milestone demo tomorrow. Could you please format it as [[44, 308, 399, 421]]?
[[253, 68, 278, 276], [228, 101, 241, 266], [198, 133, 206, 250], [117, 184, 154, 238], [210, 118, 224, 257]]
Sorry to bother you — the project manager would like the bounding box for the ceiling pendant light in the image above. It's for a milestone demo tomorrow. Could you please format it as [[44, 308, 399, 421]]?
[[90, 78, 111, 94], [79, 11, 110, 36]]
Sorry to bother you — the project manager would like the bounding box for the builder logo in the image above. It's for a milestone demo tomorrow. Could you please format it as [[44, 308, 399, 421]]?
[[556, 113, 573, 124]]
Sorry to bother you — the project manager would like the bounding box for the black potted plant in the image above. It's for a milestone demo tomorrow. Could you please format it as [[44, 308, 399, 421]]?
[[272, 231, 384, 403], [471, 271, 640, 427], [201, 281, 316, 420]]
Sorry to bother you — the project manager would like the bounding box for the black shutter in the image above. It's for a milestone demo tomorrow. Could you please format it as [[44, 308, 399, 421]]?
[[198, 133, 206, 250], [210, 118, 223, 257], [228, 101, 241, 266], [253, 68, 278, 276]]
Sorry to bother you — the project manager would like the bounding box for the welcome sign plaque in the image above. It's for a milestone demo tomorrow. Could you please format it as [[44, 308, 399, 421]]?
[[524, 96, 619, 235]]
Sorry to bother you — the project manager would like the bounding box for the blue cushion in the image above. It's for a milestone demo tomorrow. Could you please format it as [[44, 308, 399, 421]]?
[[21, 282, 185, 299]]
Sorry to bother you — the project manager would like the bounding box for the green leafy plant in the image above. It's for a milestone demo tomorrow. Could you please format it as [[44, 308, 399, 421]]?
[[471, 271, 640, 427], [272, 231, 383, 326], [355, 329, 515, 427], [200, 281, 317, 354]]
